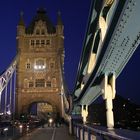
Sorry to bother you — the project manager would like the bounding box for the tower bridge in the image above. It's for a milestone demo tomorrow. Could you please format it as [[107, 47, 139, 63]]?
[[16, 9, 64, 118], [0, 0, 140, 139]]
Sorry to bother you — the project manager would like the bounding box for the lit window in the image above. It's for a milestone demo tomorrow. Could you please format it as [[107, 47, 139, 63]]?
[[34, 59, 46, 70], [46, 40, 50, 45], [36, 59, 44, 66], [47, 81, 51, 87], [29, 82, 34, 88], [35, 79, 45, 87]]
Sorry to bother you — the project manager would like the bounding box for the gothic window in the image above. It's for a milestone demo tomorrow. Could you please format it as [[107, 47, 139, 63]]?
[[31, 40, 35, 46], [47, 81, 51, 87], [35, 79, 45, 87], [26, 63, 31, 69], [36, 59, 44, 66], [36, 29, 40, 35], [46, 40, 50, 45], [29, 81, 34, 88], [34, 59, 46, 70]]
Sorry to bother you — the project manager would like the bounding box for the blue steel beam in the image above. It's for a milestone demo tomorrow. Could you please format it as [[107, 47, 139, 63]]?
[[72, 0, 140, 105]]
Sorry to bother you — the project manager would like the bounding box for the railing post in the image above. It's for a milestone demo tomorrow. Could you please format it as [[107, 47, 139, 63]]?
[[88, 130, 91, 140], [68, 116, 72, 134], [77, 126, 80, 139], [82, 126, 84, 140], [81, 105, 88, 124], [101, 74, 116, 129]]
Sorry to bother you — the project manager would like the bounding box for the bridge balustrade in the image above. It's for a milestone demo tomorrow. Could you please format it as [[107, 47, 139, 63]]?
[[73, 123, 130, 140]]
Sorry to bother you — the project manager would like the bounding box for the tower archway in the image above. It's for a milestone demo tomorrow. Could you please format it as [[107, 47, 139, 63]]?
[[28, 101, 57, 120]]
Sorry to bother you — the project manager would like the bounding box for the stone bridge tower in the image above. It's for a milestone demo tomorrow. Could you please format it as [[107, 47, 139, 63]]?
[[16, 9, 64, 117]]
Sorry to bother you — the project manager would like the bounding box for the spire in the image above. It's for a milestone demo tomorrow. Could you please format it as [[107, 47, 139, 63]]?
[[57, 11, 63, 25], [18, 11, 25, 26]]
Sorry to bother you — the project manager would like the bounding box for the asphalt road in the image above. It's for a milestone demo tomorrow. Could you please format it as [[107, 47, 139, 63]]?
[[17, 125, 75, 140]]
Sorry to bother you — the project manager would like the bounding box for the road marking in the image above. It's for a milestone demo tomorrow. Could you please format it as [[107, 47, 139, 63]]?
[[51, 127, 56, 140]]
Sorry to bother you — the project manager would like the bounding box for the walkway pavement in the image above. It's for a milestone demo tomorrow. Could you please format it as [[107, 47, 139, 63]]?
[[16, 125, 75, 140]]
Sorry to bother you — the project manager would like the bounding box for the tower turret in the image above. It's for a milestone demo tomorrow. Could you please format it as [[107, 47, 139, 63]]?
[[17, 12, 25, 36], [56, 11, 64, 71], [56, 11, 64, 35]]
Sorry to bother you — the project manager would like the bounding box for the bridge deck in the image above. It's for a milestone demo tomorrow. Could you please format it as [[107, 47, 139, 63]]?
[[17, 125, 75, 140]]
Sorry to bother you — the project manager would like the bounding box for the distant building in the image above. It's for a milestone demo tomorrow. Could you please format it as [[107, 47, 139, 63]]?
[[88, 95, 140, 131], [16, 8, 64, 118]]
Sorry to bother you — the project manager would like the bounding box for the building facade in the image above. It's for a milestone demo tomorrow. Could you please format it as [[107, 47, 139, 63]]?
[[16, 9, 64, 117]]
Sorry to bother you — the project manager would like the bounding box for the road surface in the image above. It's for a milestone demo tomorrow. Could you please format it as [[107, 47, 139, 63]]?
[[17, 125, 75, 140]]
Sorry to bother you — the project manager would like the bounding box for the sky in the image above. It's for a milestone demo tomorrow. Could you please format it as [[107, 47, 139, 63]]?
[[0, 0, 140, 105]]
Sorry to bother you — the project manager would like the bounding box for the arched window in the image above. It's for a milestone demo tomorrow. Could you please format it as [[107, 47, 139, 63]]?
[[36, 59, 44, 66], [34, 59, 46, 70]]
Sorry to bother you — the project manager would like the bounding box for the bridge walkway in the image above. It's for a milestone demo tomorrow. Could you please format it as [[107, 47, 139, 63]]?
[[16, 124, 75, 140]]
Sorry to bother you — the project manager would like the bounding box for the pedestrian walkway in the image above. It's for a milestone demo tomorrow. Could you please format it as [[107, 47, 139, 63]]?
[[17, 125, 75, 140], [53, 125, 75, 140]]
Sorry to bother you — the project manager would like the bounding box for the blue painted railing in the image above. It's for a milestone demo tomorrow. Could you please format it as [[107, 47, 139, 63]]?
[[73, 123, 134, 140]]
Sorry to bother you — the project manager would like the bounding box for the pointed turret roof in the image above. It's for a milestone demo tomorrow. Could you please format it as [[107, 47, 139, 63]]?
[[57, 11, 63, 25], [18, 11, 25, 26], [26, 8, 56, 34]]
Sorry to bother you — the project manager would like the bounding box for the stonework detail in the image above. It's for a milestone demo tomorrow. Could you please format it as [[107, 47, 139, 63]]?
[[16, 9, 64, 117]]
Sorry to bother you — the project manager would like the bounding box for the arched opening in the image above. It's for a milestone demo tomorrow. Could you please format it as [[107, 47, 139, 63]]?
[[28, 101, 58, 121]]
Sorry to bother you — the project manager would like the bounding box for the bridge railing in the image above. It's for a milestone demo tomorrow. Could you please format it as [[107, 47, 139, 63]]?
[[73, 123, 130, 140]]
